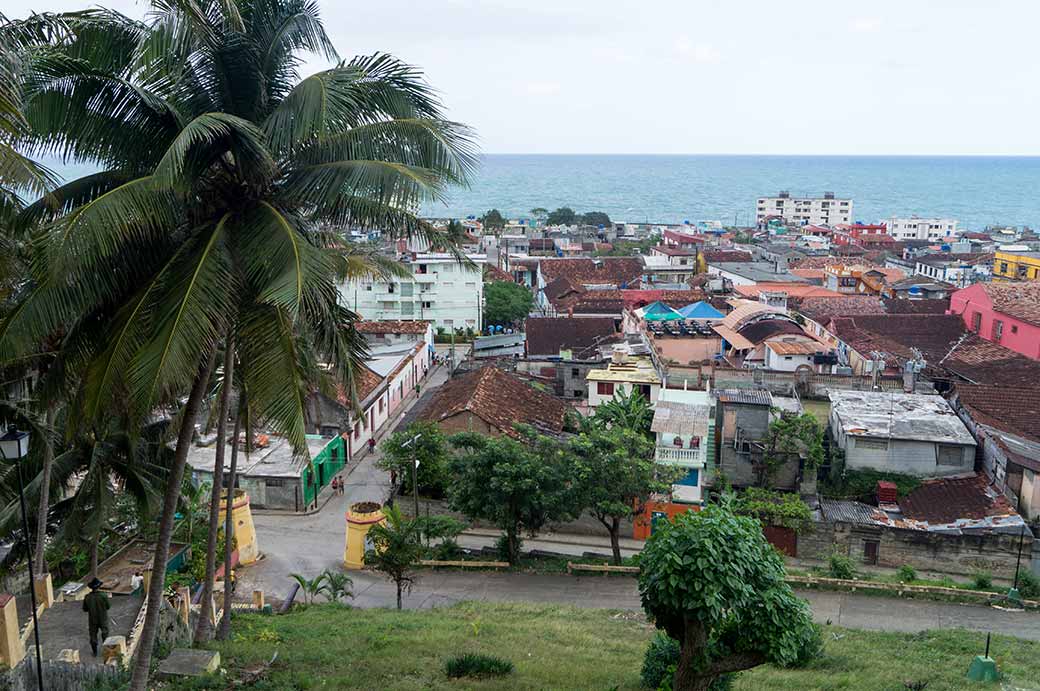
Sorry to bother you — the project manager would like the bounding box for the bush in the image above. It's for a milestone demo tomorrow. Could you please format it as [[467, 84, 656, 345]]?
[[972, 570, 993, 590], [828, 552, 856, 580], [785, 623, 824, 668], [641, 632, 679, 689], [444, 653, 513, 679], [431, 538, 461, 561], [495, 534, 521, 562], [897, 564, 917, 583], [1017, 569, 1040, 599]]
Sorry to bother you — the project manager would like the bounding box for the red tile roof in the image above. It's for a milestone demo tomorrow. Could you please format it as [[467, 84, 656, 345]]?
[[539, 257, 643, 287], [954, 384, 1040, 444], [796, 296, 886, 322], [419, 366, 568, 437], [652, 245, 697, 257], [898, 474, 1015, 524], [979, 282, 1040, 326], [483, 265, 514, 283], [734, 283, 843, 299], [525, 317, 619, 357], [355, 320, 430, 335], [701, 250, 753, 263], [883, 298, 950, 315]]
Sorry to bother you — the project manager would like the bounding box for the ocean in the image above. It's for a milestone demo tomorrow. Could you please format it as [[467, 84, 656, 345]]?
[[421, 154, 1040, 231]]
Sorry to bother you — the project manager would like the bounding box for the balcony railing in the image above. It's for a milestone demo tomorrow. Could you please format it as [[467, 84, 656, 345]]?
[[655, 446, 705, 466]]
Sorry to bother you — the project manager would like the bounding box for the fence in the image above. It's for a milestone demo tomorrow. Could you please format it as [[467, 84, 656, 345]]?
[[2, 658, 123, 691]]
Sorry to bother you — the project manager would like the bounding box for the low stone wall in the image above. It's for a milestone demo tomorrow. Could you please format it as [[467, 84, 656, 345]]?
[[2, 658, 122, 691], [397, 496, 634, 540], [800, 519, 1033, 580]]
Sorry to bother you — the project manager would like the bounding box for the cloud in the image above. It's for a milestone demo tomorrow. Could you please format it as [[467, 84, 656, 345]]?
[[525, 81, 562, 97], [673, 37, 722, 64], [851, 17, 883, 33]]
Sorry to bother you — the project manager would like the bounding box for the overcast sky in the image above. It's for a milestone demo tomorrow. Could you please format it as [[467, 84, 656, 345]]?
[[7, 0, 1039, 155]]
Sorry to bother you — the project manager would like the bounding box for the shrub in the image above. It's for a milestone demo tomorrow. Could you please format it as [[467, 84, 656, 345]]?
[[431, 538, 461, 561], [897, 564, 917, 583], [1017, 569, 1040, 599], [641, 632, 679, 688], [972, 570, 993, 590], [828, 552, 856, 580], [785, 623, 824, 668], [444, 653, 513, 679], [495, 533, 522, 562]]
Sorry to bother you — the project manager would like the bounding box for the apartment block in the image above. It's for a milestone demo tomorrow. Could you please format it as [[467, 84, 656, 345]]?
[[756, 191, 852, 226], [887, 217, 959, 241]]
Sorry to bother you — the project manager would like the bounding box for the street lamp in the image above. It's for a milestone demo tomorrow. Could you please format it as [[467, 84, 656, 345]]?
[[0, 427, 43, 691], [400, 434, 422, 519]]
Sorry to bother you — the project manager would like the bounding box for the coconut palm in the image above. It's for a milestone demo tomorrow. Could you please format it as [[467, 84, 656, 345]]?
[[0, 1, 475, 686]]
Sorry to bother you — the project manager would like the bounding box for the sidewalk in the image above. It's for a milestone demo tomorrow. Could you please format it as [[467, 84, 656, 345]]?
[[458, 528, 644, 559]]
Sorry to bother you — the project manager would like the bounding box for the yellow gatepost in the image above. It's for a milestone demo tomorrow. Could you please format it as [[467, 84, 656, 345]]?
[[0, 594, 24, 669], [344, 502, 386, 569], [219, 489, 259, 565]]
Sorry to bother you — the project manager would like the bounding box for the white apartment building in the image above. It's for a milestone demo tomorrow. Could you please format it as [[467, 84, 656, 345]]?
[[887, 217, 959, 241], [756, 191, 852, 226], [340, 253, 485, 334]]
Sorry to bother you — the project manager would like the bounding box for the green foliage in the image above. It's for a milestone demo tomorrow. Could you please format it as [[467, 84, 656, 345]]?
[[641, 632, 679, 688], [732, 488, 813, 534], [1018, 570, 1040, 599], [597, 236, 657, 257], [897, 564, 917, 583], [448, 431, 573, 564], [638, 503, 816, 689], [431, 538, 461, 561], [318, 570, 354, 603], [828, 552, 856, 580], [784, 623, 824, 669], [444, 653, 514, 679], [378, 422, 449, 497], [567, 424, 676, 563], [546, 207, 577, 226], [366, 504, 426, 608], [971, 570, 992, 590], [822, 469, 921, 502], [761, 411, 824, 486], [591, 388, 654, 438], [289, 572, 327, 606], [482, 280, 533, 327], [579, 210, 611, 227], [480, 209, 506, 230]]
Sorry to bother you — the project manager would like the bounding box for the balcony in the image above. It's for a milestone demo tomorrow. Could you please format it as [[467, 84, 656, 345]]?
[[655, 446, 705, 466]]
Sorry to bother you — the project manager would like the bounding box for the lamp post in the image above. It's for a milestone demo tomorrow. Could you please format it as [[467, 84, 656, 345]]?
[[400, 434, 422, 519], [0, 427, 43, 691]]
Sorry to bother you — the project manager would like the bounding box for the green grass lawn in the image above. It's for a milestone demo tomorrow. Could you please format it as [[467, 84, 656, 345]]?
[[163, 603, 1040, 691]]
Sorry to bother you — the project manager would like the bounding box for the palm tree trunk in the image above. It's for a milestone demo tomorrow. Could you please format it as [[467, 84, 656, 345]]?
[[194, 338, 235, 643], [216, 406, 243, 640], [128, 354, 214, 691], [88, 531, 100, 579], [32, 404, 57, 578]]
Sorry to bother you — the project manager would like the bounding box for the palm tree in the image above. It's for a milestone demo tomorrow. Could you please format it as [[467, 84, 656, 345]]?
[[0, 2, 475, 687], [365, 504, 425, 610], [592, 388, 655, 438]]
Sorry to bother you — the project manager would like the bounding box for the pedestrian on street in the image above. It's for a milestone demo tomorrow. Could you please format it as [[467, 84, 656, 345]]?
[[83, 577, 110, 657], [331, 477, 339, 496], [338, 477, 345, 496]]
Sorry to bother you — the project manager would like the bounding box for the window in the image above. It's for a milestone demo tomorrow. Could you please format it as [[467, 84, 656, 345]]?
[[784, 355, 793, 361], [993, 319, 1004, 341], [266, 478, 285, 488], [937, 444, 964, 466], [422, 301, 432, 309], [596, 382, 615, 396], [1012, 325, 1019, 334], [573, 390, 583, 398], [378, 397, 384, 413], [856, 438, 888, 450], [387, 283, 395, 294], [417, 264, 428, 274], [971, 312, 982, 332], [690, 436, 700, 449], [400, 282, 413, 297], [353, 422, 361, 439], [571, 368, 580, 377]]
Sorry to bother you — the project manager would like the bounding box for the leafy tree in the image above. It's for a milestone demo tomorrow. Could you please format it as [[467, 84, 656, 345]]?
[[579, 210, 611, 227], [1, 3, 475, 686], [732, 488, 813, 534], [568, 426, 676, 564], [483, 280, 534, 327], [377, 421, 449, 497], [758, 412, 824, 487], [592, 388, 654, 439], [529, 207, 549, 222], [365, 504, 426, 609], [546, 207, 577, 226], [448, 431, 573, 565], [639, 504, 817, 691], [481, 208, 506, 230]]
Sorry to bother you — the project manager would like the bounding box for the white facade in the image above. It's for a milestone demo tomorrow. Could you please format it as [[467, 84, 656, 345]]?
[[756, 192, 852, 226], [341, 254, 485, 333], [887, 217, 959, 241], [652, 390, 712, 505]]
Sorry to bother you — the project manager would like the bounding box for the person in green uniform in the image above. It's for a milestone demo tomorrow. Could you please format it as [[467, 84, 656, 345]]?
[[83, 577, 110, 657]]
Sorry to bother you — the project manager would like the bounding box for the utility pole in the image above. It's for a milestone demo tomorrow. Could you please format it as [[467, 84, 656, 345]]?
[[401, 434, 422, 519]]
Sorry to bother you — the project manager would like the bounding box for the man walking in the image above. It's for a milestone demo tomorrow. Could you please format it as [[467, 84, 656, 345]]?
[[83, 577, 110, 657]]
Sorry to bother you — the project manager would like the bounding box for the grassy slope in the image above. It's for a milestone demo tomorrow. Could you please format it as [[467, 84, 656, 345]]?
[[167, 603, 1040, 691]]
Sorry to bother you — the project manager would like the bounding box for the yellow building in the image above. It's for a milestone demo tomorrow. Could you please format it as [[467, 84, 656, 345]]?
[[994, 248, 1040, 281]]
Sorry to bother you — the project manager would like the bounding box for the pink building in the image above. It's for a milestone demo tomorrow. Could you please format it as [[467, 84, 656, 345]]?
[[949, 282, 1040, 360]]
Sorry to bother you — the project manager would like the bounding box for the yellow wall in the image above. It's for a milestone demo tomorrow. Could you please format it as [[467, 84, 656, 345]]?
[[219, 490, 259, 565], [994, 251, 1040, 281]]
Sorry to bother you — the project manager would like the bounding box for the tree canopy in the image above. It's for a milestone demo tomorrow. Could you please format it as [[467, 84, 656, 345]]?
[[448, 430, 573, 564], [546, 207, 577, 226], [580, 210, 611, 227], [639, 504, 817, 691], [482, 280, 533, 327], [377, 421, 450, 497], [481, 208, 506, 230]]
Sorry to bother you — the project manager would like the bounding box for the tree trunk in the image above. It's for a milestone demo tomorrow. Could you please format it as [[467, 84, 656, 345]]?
[[194, 338, 235, 643], [674, 619, 712, 691], [32, 404, 57, 578], [128, 356, 214, 691], [216, 407, 243, 640], [609, 517, 622, 566], [506, 526, 519, 566], [396, 580, 402, 610], [88, 532, 100, 579]]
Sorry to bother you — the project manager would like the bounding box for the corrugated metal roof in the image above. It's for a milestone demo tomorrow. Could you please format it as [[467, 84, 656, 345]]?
[[651, 400, 710, 435], [715, 389, 772, 406]]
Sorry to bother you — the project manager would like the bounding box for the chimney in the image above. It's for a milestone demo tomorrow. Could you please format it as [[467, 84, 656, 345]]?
[[876, 481, 898, 505]]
